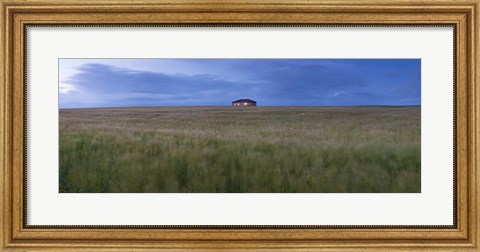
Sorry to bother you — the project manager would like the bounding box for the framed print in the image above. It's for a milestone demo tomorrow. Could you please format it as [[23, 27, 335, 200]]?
[[1, 0, 478, 251]]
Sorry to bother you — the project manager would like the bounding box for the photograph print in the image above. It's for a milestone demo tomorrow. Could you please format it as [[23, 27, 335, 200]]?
[[59, 58, 421, 193]]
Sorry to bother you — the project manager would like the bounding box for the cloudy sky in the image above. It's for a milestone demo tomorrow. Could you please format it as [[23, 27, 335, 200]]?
[[59, 59, 420, 108]]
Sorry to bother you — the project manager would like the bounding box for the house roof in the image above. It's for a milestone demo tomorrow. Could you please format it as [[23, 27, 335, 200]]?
[[232, 99, 256, 103]]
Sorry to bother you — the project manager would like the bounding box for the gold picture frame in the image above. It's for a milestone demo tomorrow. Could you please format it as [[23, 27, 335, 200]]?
[[1, 0, 478, 251]]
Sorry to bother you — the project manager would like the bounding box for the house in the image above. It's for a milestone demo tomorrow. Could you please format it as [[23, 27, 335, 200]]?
[[232, 99, 257, 106]]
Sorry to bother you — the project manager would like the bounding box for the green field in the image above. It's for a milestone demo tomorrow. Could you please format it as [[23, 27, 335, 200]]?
[[59, 106, 421, 193]]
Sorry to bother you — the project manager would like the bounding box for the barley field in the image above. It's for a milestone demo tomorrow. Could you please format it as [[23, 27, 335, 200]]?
[[59, 106, 420, 193]]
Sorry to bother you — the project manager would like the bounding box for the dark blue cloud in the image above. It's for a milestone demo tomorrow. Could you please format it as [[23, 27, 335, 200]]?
[[59, 59, 421, 108]]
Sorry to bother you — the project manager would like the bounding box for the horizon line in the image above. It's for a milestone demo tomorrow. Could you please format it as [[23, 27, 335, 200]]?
[[59, 104, 421, 109]]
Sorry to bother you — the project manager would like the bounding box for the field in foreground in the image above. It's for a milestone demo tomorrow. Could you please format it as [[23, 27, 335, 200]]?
[[59, 106, 420, 193]]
